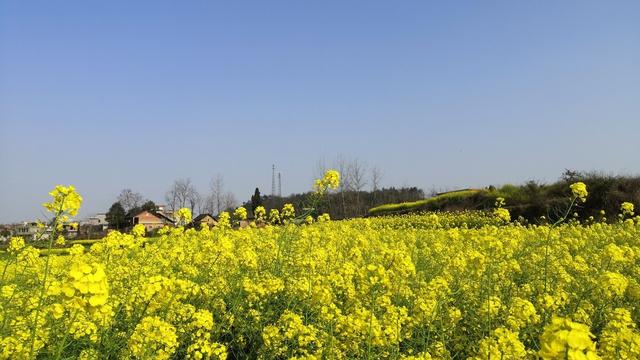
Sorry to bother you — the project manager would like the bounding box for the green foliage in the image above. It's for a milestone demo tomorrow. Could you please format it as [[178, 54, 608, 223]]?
[[68, 239, 103, 246], [369, 189, 483, 216], [251, 187, 263, 213], [105, 202, 126, 230], [369, 173, 640, 223], [496, 184, 522, 201], [262, 187, 425, 220]]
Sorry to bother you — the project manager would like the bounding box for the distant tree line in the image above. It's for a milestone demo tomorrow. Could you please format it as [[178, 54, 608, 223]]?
[[254, 187, 425, 220], [102, 156, 427, 229], [242, 156, 425, 219], [367, 170, 640, 224], [501, 170, 640, 222], [164, 175, 239, 215]]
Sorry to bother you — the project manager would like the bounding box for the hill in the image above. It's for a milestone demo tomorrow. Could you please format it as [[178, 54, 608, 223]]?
[[369, 172, 640, 222]]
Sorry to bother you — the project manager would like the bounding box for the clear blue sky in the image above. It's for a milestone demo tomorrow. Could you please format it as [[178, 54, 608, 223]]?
[[1, 1, 639, 222]]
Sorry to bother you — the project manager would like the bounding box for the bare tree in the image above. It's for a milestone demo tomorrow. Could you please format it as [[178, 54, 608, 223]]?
[[371, 166, 383, 192], [348, 158, 368, 192], [188, 189, 202, 215], [165, 178, 199, 213], [335, 155, 353, 191], [313, 158, 328, 181], [222, 191, 238, 212], [348, 158, 368, 216], [202, 195, 213, 215], [334, 155, 352, 218], [117, 189, 144, 212], [370, 165, 384, 208], [204, 174, 225, 215]]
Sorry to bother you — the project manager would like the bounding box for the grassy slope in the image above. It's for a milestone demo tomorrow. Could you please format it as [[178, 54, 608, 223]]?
[[368, 189, 484, 216], [369, 174, 640, 221]]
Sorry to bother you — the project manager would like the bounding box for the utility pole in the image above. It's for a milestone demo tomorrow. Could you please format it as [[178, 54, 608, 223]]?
[[278, 172, 282, 197], [271, 164, 276, 196]]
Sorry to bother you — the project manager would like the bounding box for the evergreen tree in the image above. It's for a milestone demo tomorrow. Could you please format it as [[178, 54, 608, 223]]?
[[105, 202, 126, 230], [251, 188, 263, 212]]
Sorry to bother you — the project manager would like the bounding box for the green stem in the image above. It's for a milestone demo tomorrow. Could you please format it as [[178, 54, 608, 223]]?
[[543, 198, 576, 296], [0, 258, 14, 285], [54, 310, 78, 359], [29, 200, 66, 357]]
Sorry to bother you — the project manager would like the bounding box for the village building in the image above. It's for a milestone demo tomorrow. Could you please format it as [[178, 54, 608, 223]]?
[[192, 213, 218, 228], [132, 210, 175, 231], [11, 222, 78, 240], [80, 213, 109, 231], [155, 205, 175, 220], [13, 222, 42, 241], [78, 213, 110, 239]]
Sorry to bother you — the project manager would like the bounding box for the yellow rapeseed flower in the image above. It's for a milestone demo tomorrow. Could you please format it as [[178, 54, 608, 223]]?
[[131, 224, 146, 237], [129, 316, 178, 359], [313, 169, 341, 194], [539, 317, 599, 360], [233, 206, 248, 221], [7, 237, 25, 254], [42, 185, 83, 216], [494, 208, 511, 223], [175, 208, 193, 226], [254, 206, 266, 222], [281, 204, 295, 221], [620, 202, 634, 216], [570, 182, 588, 202]]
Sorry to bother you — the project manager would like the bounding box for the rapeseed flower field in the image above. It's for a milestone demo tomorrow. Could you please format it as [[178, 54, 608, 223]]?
[[1, 182, 640, 359]]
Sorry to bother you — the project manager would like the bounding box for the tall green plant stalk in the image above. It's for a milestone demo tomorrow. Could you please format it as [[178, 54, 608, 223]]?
[[542, 197, 577, 295], [29, 198, 66, 357]]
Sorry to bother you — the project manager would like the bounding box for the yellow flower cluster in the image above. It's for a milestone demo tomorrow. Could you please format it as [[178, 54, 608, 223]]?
[[129, 316, 178, 359], [262, 310, 321, 358], [268, 208, 280, 224], [254, 205, 266, 222], [281, 203, 295, 222], [39, 260, 114, 343], [314, 169, 341, 194], [63, 261, 110, 309], [233, 206, 248, 221], [599, 271, 629, 298], [599, 308, 640, 359], [493, 197, 511, 222], [570, 181, 588, 202], [175, 207, 193, 226], [472, 327, 526, 359], [55, 235, 66, 246], [539, 317, 598, 359], [131, 223, 146, 237], [494, 207, 511, 223], [2, 184, 640, 358], [217, 211, 230, 228], [7, 236, 25, 254], [621, 202, 635, 216], [317, 213, 331, 222], [506, 297, 540, 330], [42, 185, 83, 216], [185, 309, 227, 359]]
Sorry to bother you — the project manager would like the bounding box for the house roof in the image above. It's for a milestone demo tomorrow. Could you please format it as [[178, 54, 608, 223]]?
[[132, 210, 175, 224], [193, 213, 217, 222]]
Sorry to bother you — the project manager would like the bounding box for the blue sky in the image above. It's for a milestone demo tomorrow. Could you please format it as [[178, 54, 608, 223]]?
[[1, 1, 639, 222]]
